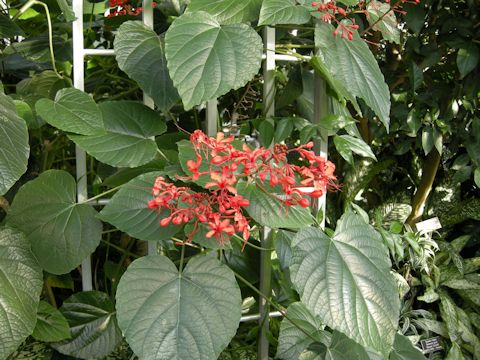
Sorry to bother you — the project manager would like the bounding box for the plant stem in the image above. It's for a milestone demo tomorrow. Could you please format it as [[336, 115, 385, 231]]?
[[44, 279, 57, 308], [406, 149, 441, 226], [81, 185, 122, 204], [231, 233, 275, 251], [178, 243, 186, 273], [14, 0, 62, 78]]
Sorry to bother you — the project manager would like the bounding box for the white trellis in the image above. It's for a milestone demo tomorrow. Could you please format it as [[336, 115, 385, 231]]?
[[71, 3, 329, 358]]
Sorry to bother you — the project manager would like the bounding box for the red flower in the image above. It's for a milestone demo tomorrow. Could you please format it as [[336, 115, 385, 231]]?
[[206, 214, 235, 243]]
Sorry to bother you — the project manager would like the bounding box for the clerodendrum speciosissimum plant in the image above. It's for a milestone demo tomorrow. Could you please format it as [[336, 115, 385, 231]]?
[[148, 130, 337, 245], [311, 0, 421, 40]]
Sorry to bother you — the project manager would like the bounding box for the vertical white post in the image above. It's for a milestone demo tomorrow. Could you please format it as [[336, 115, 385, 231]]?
[[206, 99, 218, 136], [72, 0, 92, 291], [313, 75, 329, 229], [258, 26, 275, 360], [143, 0, 157, 255]]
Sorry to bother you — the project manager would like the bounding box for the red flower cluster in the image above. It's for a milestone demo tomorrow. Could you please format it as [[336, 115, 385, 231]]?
[[148, 130, 337, 245], [311, 1, 359, 40], [107, 0, 157, 17], [311, 0, 420, 40]]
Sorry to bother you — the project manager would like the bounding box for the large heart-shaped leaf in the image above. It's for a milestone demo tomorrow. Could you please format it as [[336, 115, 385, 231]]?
[[187, 0, 262, 24], [315, 22, 391, 130], [52, 291, 122, 359], [237, 181, 313, 229], [0, 92, 29, 195], [0, 227, 43, 359], [116, 255, 241, 359], [290, 211, 400, 357], [258, 0, 311, 26], [114, 21, 179, 111], [69, 101, 166, 168], [32, 301, 71, 343], [165, 11, 263, 109], [35, 88, 104, 135], [99, 172, 182, 241], [6, 170, 102, 274]]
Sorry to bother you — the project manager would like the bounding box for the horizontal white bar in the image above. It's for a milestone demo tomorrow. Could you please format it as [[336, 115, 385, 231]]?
[[240, 311, 283, 322], [83, 49, 115, 56], [81, 48, 307, 61]]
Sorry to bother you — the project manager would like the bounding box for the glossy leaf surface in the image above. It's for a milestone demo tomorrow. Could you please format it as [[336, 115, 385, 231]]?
[[290, 211, 399, 356], [165, 11, 263, 109], [6, 170, 102, 274], [69, 101, 166, 167], [0, 93, 29, 195], [114, 21, 179, 111], [116, 255, 241, 359], [99, 172, 181, 241], [0, 227, 42, 359], [52, 291, 122, 359]]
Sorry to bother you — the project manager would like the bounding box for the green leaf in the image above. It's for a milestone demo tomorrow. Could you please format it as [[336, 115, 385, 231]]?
[[258, 0, 311, 26], [439, 291, 461, 342], [52, 291, 122, 359], [421, 127, 434, 155], [409, 62, 423, 91], [457, 44, 479, 79], [32, 301, 71, 343], [446, 343, 464, 360], [276, 229, 295, 270], [69, 101, 166, 168], [0, 93, 29, 195], [275, 118, 295, 142], [389, 334, 426, 360], [276, 302, 325, 360], [116, 255, 241, 359], [165, 11, 263, 109], [310, 56, 355, 108], [35, 88, 104, 135], [237, 181, 313, 229], [6, 170, 102, 274], [0, 14, 24, 37], [56, 0, 76, 21], [403, 3, 425, 34], [333, 135, 377, 164], [302, 331, 371, 360], [258, 120, 274, 147], [187, 0, 262, 24], [0, 227, 43, 360], [99, 172, 182, 241], [290, 211, 399, 357], [114, 21, 179, 111], [13, 100, 35, 128], [315, 22, 391, 130], [474, 168, 480, 188], [367, 1, 400, 44]]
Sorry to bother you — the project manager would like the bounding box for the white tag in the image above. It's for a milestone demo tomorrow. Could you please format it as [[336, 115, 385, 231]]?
[[416, 217, 442, 232]]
